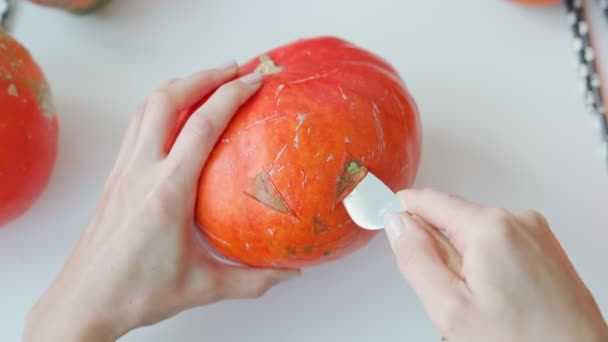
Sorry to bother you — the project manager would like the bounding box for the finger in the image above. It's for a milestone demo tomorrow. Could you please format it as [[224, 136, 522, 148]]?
[[213, 265, 301, 300], [513, 210, 549, 232], [137, 61, 239, 158], [167, 72, 263, 180], [399, 188, 483, 252], [513, 210, 561, 250], [411, 215, 462, 274], [111, 102, 146, 173], [513, 210, 570, 262], [384, 213, 470, 330]]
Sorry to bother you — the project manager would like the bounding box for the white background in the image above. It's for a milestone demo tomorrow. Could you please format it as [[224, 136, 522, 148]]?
[[1, 0, 607, 341]]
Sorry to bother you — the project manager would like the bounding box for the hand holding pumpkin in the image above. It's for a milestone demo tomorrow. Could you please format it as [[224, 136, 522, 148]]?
[[385, 188, 608, 342], [22, 62, 300, 342]]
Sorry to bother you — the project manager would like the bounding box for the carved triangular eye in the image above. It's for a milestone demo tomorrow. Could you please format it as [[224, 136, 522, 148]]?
[[245, 170, 294, 215], [334, 157, 368, 206]]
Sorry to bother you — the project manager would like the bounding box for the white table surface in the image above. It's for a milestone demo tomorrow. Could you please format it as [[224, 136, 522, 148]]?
[[1, 0, 607, 341]]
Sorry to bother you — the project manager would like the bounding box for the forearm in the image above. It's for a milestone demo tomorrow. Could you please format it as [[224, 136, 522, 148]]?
[[22, 277, 126, 342]]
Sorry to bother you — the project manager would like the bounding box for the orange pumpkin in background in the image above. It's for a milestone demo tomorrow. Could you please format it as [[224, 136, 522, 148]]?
[[173, 36, 422, 268], [27, 0, 110, 14], [0, 30, 58, 227]]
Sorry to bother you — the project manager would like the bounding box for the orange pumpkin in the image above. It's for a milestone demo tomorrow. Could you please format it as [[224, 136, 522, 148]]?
[[0, 30, 58, 227], [27, 0, 110, 14], [176, 37, 421, 268]]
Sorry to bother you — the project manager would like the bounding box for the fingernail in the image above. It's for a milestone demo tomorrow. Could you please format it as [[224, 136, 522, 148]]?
[[384, 213, 412, 245], [240, 72, 263, 85], [218, 59, 237, 71]]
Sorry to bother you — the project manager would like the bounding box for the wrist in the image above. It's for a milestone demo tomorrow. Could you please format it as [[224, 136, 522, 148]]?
[[23, 278, 129, 342]]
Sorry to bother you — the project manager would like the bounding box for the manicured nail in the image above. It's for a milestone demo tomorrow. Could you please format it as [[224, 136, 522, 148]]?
[[218, 59, 237, 71], [240, 72, 263, 85], [384, 213, 412, 245]]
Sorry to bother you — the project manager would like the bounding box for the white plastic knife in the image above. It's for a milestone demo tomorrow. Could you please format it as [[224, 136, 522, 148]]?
[[343, 169, 462, 272]]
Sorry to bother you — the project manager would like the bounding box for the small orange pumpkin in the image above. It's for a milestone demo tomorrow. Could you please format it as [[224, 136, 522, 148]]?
[[0, 30, 58, 227]]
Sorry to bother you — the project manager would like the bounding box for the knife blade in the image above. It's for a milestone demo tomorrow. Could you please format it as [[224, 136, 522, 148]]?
[[343, 169, 462, 273]]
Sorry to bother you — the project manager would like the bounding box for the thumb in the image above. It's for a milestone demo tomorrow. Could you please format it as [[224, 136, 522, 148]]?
[[384, 213, 467, 319], [214, 265, 301, 300]]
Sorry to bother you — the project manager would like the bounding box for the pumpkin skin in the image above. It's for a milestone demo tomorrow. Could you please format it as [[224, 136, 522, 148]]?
[[190, 37, 421, 268], [27, 0, 110, 14], [0, 30, 58, 227]]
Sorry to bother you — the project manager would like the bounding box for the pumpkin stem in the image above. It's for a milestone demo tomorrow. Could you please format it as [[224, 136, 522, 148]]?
[[254, 55, 283, 75]]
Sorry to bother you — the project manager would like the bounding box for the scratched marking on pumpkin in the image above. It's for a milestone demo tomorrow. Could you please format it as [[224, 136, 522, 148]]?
[[392, 92, 406, 115], [243, 114, 283, 130], [268, 165, 285, 176], [27, 79, 55, 119], [267, 227, 276, 236], [0, 67, 11, 80], [7, 83, 18, 96], [341, 60, 403, 86], [201, 228, 233, 247], [293, 114, 308, 149], [338, 86, 348, 101], [371, 101, 385, 153], [344, 137, 351, 143], [326, 154, 334, 162], [288, 69, 338, 85], [221, 138, 230, 144], [273, 83, 286, 115], [274, 144, 287, 162]]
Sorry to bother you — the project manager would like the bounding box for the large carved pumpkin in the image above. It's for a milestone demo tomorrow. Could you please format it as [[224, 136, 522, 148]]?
[[192, 37, 421, 268], [0, 30, 58, 227], [27, 0, 110, 14]]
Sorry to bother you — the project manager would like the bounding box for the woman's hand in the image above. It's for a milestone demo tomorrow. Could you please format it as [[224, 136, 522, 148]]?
[[385, 188, 607, 342], [23, 61, 300, 342]]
